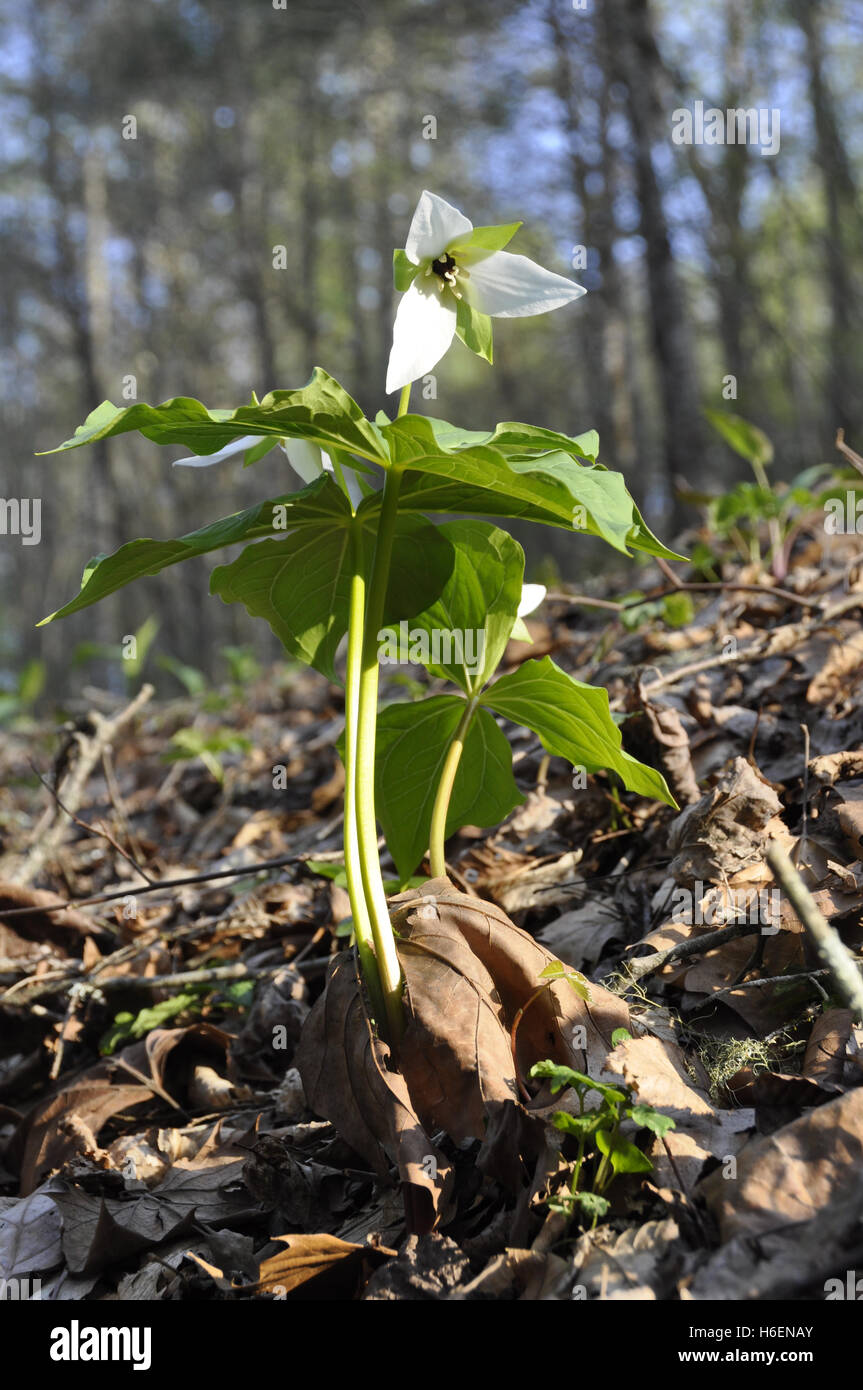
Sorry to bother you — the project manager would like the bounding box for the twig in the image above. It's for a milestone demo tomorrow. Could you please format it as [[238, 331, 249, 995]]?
[[2, 684, 155, 886], [767, 844, 863, 1021], [654, 557, 821, 610], [28, 763, 155, 884], [624, 919, 764, 983], [835, 428, 863, 479], [0, 852, 304, 917], [616, 590, 863, 705]]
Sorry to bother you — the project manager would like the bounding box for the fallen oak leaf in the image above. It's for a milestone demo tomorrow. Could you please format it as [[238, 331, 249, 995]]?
[[249, 1233, 395, 1299]]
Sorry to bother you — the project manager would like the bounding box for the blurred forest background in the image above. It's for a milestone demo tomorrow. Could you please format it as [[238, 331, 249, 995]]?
[[1, 0, 861, 698]]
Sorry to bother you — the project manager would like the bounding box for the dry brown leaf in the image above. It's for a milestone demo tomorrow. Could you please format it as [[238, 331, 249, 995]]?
[[805, 624, 863, 704], [572, 1218, 684, 1300], [394, 880, 630, 1088], [452, 1247, 574, 1300], [539, 897, 625, 971], [803, 1008, 853, 1089], [0, 882, 99, 959], [13, 1075, 154, 1196], [298, 880, 630, 1216], [608, 1034, 754, 1194], [699, 1085, 863, 1241], [627, 694, 701, 807], [249, 1232, 394, 1299], [294, 952, 452, 1234], [666, 757, 783, 881]]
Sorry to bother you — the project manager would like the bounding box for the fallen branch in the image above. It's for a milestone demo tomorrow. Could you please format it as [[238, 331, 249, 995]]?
[[767, 844, 863, 1021], [623, 919, 763, 983]]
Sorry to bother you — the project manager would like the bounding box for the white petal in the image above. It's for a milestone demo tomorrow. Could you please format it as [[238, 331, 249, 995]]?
[[279, 438, 325, 485], [517, 583, 547, 617], [385, 279, 457, 394], [173, 434, 262, 467], [339, 464, 364, 509], [468, 251, 586, 318], [404, 190, 473, 264]]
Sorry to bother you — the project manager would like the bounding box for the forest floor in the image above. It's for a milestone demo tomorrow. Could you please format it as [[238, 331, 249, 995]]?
[[3, 522, 863, 1302]]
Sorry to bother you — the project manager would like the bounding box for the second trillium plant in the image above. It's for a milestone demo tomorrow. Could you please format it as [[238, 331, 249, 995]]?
[[41, 190, 676, 1050]]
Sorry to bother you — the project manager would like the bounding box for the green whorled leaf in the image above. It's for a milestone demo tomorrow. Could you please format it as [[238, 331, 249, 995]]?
[[377, 415, 680, 559], [398, 520, 523, 695], [387, 413, 598, 464], [210, 525, 353, 682], [704, 409, 773, 469], [480, 656, 676, 806], [455, 299, 493, 364], [372, 695, 523, 880], [40, 368, 388, 465], [39, 474, 350, 626], [210, 514, 454, 684], [414, 415, 599, 463]]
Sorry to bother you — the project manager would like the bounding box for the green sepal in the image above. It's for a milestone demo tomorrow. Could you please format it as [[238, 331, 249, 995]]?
[[455, 299, 493, 364], [393, 249, 420, 291], [449, 221, 522, 257]]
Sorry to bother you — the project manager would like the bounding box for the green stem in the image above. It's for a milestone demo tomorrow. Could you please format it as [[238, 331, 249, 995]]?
[[352, 381, 413, 1043], [428, 697, 478, 878], [343, 521, 386, 1025]]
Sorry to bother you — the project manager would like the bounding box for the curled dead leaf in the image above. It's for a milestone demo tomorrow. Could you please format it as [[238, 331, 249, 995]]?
[[297, 880, 631, 1224]]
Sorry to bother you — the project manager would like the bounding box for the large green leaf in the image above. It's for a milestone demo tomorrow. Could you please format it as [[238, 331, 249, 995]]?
[[418, 416, 600, 463], [210, 514, 454, 683], [373, 695, 523, 879], [375, 415, 680, 558], [39, 474, 350, 625], [40, 369, 389, 465], [398, 520, 523, 694], [480, 656, 676, 805]]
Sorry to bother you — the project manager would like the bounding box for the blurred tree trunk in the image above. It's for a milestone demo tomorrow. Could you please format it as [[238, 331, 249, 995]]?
[[546, 2, 615, 457], [793, 0, 861, 440], [602, 0, 704, 521]]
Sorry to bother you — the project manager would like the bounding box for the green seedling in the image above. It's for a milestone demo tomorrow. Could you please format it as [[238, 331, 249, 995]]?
[[165, 726, 253, 782], [531, 1057, 675, 1230]]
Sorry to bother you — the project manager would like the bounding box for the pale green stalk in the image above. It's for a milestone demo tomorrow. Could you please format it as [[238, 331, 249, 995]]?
[[353, 381, 412, 1042], [428, 697, 478, 878]]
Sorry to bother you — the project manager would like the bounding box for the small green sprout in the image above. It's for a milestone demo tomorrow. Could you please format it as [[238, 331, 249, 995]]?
[[530, 1057, 675, 1230]]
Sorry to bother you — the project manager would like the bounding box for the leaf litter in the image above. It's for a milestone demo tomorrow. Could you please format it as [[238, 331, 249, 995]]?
[[2, 515, 863, 1299]]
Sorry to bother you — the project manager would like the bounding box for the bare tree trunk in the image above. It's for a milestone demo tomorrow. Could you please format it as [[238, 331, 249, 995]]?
[[602, 0, 704, 519], [793, 0, 860, 439]]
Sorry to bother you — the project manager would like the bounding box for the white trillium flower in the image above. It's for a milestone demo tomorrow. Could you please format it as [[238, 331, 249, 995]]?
[[517, 583, 547, 618], [174, 433, 363, 507], [279, 439, 364, 508], [173, 435, 265, 468], [386, 191, 586, 394]]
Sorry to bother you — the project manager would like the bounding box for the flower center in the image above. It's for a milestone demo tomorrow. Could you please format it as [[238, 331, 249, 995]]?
[[427, 251, 466, 299]]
